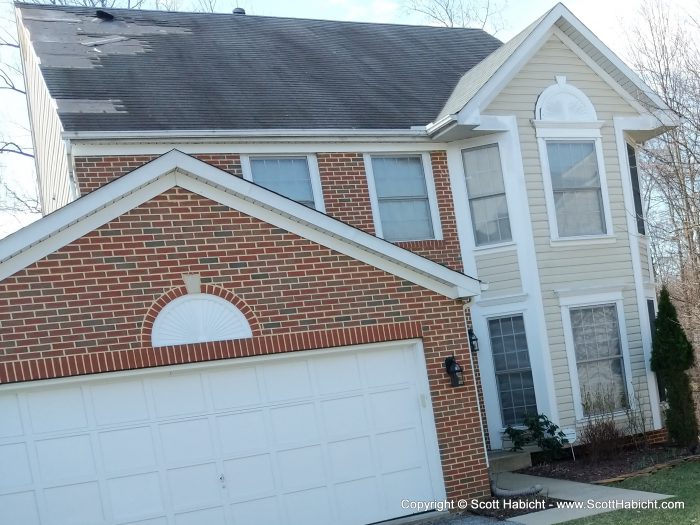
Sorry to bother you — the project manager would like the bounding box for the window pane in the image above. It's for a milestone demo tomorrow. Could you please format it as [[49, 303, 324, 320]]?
[[627, 143, 646, 235], [371, 156, 434, 241], [378, 199, 433, 241], [547, 142, 599, 189], [463, 145, 512, 245], [488, 315, 537, 426], [250, 157, 315, 207], [372, 156, 428, 198], [570, 304, 628, 414], [463, 145, 505, 198], [470, 195, 512, 245], [554, 189, 605, 236]]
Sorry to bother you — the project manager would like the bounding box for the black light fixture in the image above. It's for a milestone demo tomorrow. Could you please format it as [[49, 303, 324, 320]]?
[[468, 328, 479, 353], [444, 356, 465, 387]]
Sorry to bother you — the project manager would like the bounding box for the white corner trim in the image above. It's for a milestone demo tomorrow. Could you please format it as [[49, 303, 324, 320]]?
[[362, 152, 443, 242], [0, 150, 480, 298], [239, 153, 326, 213]]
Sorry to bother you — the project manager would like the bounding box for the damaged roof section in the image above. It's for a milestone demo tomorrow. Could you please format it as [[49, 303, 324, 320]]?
[[16, 3, 502, 132]]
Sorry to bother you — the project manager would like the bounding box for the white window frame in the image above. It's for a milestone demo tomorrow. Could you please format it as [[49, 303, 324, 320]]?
[[363, 152, 443, 241], [461, 143, 513, 248], [240, 154, 326, 212], [536, 126, 614, 243], [558, 289, 633, 421]]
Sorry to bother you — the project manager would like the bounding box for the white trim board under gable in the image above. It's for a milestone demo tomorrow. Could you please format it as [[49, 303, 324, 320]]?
[[0, 150, 480, 299]]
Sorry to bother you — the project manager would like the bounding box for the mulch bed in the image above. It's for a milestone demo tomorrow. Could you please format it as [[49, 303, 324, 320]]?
[[518, 445, 692, 483]]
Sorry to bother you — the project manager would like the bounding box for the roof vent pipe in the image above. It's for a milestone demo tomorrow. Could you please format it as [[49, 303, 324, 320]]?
[[233, 7, 246, 14]]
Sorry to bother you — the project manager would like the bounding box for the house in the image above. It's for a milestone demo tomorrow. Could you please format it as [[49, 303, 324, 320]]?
[[0, 2, 673, 524]]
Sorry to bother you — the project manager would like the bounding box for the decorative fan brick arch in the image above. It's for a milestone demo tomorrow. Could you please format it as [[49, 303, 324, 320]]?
[[142, 285, 259, 347]]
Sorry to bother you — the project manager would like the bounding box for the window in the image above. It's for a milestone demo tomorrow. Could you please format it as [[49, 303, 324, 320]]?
[[570, 304, 627, 415], [463, 145, 512, 246], [249, 156, 316, 208], [488, 315, 537, 426], [370, 155, 436, 242], [546, 141, 606, 237], [627, 143, 646, 235]]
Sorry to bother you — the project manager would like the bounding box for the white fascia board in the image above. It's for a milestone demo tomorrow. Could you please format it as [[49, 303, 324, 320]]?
[[0, 150, 480, 298], [61, 128, 430, 141], [455, 3, 673, 121]]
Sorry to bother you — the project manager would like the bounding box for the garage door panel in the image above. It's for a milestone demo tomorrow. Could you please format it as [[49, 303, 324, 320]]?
[[313, 353, 362, 395], [99, 427, 157, 476], [159, 419, 214, 465], [173, 506, 226, 525], [0, 442, 32, 490], [223, 454, 275, 501], [167, 463, 221, 512], [107, 472, 164, 523], [361, 348, 411, 387], [276, 445, 326, 492], [320, 396, 369, 440], [263, 360, 311, 402], [123, 518, 167, 525], [91, 381, 149, 426], [282, 487, 333, 525], [35, 435, 96, 486], [0, 393, 23, 438], [43, 481, 105, 525], [327, 437, 374, 482], [270, 403, 319, 446], [230, 496, 281, 525], [208, 367, 261, 410], [151, 375, 206, 419], [333, 478, 382, 525], [383, 468, 433, 512], [369, 388, 418, 431], [0, 491, 41, 525], [27, 387, 87, 434], [376, 429, 423, 473], [216, 411, 268, 457]]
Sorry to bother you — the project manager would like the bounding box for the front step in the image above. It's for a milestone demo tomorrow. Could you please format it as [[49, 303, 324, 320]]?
[[488, 446, 537, 473]]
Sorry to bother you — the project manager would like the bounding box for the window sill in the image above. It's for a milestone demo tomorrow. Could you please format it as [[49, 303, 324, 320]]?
[[472, 241, 517, 254], [549, 235, 617, 248]]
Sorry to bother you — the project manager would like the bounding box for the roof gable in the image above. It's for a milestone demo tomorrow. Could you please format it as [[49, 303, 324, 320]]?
[[0, 151, 480, 298]]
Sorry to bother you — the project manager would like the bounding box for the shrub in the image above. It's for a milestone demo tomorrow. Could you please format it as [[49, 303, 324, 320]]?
[[503, 414, 569, 458], [651, 286, 699, 449], [580, 389, 624, 463]]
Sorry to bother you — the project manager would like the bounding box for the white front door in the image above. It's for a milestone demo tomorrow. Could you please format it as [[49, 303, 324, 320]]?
[[0, 340, 445, 525]]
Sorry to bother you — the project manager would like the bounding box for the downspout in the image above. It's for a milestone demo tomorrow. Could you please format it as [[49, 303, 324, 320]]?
[[462, 301, 542, 498]]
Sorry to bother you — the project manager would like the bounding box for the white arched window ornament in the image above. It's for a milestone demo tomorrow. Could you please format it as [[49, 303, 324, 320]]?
[[151, 293, 252, 347], [535, 76, 597, 122]]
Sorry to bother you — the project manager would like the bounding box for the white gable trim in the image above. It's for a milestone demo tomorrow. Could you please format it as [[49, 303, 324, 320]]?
[[0, 150, 480, 299], [438, 3, 676, 135]]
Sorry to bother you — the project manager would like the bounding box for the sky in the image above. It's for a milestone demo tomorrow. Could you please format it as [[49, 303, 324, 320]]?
[[0, 0, 694, 236]]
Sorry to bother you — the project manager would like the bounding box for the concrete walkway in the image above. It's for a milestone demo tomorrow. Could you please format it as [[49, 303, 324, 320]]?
[[493, 472, 673, 524]]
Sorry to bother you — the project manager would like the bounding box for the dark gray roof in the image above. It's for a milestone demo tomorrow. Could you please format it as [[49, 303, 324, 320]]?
[[17, 3, 502, 132]]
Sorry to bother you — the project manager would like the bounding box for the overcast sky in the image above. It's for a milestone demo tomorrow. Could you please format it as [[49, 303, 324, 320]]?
[[0, 0, 694, 236]]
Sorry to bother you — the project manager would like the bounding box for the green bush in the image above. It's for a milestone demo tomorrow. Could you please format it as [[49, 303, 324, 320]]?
[[651, 286, 699, 449], [503, 414, 569, 457]]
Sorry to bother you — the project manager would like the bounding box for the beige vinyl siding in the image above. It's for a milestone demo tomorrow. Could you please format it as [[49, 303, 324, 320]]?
[[639, 236, 651, 282], [18, 20, 72, 215], [485, 32, 650, 427], [475, 249, 522, 297]]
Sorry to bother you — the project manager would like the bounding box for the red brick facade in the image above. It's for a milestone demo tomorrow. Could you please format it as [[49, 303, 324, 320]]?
[[0, 187, 489, 500], [73, 150, 464, 270]]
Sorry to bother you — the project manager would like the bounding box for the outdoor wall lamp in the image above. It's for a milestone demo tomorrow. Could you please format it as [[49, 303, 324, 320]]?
[[468, 328, 479, 353], [444, 356, 465, 387]]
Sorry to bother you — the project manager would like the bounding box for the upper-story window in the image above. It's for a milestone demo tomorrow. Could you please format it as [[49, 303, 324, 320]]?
[[462, 144, 512, 246], [546, 141, 606, 237], [627, 143, 646, 235], [242, 155, 324, 210], [366, 154, 441, 242], [535, 76, 613, 241]]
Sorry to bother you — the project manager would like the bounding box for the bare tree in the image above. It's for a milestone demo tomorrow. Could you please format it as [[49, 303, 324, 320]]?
[[403, 0, 505, 31]]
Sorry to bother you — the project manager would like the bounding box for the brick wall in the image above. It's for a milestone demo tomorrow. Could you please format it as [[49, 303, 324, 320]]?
[[0, 187, 489, 500], [73, 150, 464, 270]]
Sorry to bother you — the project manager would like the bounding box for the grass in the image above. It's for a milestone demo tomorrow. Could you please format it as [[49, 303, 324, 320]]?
[[565, 460, 700, 524]]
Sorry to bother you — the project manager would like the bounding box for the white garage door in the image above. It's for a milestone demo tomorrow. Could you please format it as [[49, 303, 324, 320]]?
[[0, 341, 446, 525]]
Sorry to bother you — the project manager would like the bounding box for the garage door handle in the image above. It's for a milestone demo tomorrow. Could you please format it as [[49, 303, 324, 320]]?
[[219, 474, 226, 488]]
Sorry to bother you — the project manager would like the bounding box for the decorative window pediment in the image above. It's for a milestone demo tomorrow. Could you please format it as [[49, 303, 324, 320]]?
[[535, 76, 597, 122], [151, 293, 252, 347]]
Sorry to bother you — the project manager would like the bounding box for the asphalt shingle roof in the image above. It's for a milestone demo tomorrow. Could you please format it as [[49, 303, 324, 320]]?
[[17, 3, 502, 132]]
